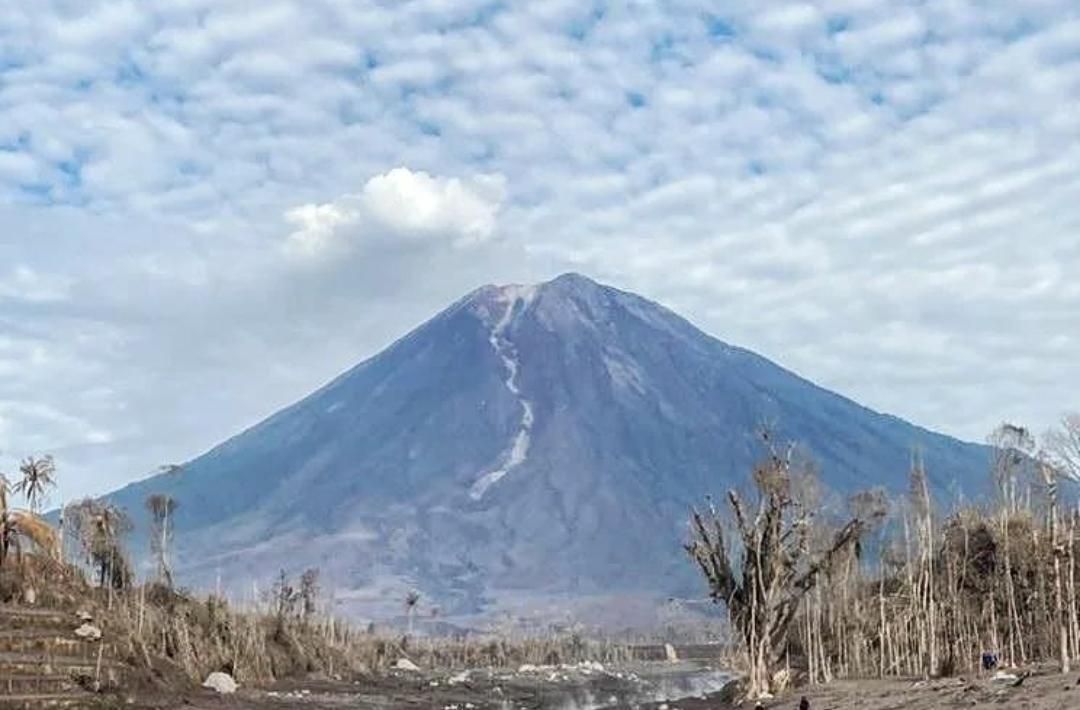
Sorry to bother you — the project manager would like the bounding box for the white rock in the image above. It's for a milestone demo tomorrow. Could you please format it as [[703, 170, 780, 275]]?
[[202, 672, 238, 694], [991, 670, 1019, 683], [395, 658, 421, 672], [772, 667, 792, 693], [517, 664, 539, 673], [447, 670, 471, 685], [74, 623, 102, 641]]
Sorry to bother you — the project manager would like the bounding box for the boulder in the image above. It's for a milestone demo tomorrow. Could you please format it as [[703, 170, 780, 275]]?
[[203, 672, 238, 694], [447, 670, 471, 685], [772, 668, 792, 693], [394, 658, 421, 672], [74, 623, 102, 641]]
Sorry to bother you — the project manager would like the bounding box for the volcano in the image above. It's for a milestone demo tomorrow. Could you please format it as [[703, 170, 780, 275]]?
[[100, 273, 988, 622]]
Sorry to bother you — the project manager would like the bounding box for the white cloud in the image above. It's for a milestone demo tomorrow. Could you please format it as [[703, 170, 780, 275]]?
[[285, 167, 507, 258], [753, 4, 825, 44], [284, 202, 359, 258], [362, 169, 506, 245], [0, 265, 71, 303], [0, 152, 42, 185]]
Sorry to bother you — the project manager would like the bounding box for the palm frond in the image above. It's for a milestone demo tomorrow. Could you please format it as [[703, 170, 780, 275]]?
[[9, 510, 60, 560]]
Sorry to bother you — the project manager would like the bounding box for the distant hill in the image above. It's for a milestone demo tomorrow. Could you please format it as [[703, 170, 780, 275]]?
[[100, 273, 989, 623]]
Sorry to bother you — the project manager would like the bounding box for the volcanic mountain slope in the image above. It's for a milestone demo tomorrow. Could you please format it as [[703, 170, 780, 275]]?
[[101, 273, 989, 620]]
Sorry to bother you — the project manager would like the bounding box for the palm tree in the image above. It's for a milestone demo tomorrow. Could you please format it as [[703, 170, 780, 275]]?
[[404, 590, 421, 636], [14, 455, 56, 514]]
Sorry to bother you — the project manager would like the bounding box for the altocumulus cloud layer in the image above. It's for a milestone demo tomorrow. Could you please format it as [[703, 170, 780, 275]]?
[[1, 0, 1078, 499]]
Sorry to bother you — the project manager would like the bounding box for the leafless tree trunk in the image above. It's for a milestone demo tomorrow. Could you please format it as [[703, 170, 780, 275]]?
[[687, 436, 864, 698], [147, 494, 178, 588]]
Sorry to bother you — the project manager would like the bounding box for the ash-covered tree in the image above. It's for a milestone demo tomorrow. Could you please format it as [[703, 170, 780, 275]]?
[[1039, 413, 1080, 674], [988, 423, 1036, 510], [1, 467, 61, 569], [1044, 412, 1080, 480], [686, 431, 864, 698], [66, 499, 133, 590], [269, 569, 300, 637], [986, 422, 1038, 665], [0, 473, 12, 568], [146, 494, 179, 588], [299, 568, 320, 623]]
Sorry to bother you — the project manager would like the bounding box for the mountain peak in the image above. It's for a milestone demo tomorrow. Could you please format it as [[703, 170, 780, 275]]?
[[465, 272, 612, 329], [472, 272, 604, 299], [546, 271, 602, 290]]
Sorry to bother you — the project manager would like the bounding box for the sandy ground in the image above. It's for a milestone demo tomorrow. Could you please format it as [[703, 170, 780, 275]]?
[[125, 665, 1080, 709]]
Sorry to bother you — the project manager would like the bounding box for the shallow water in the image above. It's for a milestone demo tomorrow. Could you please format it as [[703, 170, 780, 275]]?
[[550, 664, 734, 709]]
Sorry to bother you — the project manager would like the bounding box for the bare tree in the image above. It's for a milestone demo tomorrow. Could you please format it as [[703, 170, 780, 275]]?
[[270, 570, 299, 637], [67, 499, 133, 591], [0, 473, 11, 568], [1044, 412, 1080, 666], [988, 423, 1035, 663], [146, 494, 179, 588], [908, 453, 939, 677], [1044, 413, 1080, 480], [14, 455, 56, 514], [1037, 456, 1070, 673], [988, 423, 1035, 511], [299, 568, 320, 623], [685, 434, 864, 698]]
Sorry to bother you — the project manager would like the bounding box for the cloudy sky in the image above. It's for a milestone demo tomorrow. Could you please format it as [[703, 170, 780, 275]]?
[[2, 0, 1078, 501]]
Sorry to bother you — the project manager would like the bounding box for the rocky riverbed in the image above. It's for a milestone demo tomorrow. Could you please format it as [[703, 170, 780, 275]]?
[[137, 660, 734, 709], [139, 663, 1080, 710]]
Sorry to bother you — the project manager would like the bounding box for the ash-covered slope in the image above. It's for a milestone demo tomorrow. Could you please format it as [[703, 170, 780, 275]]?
[[102, 273, 988, 618]]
